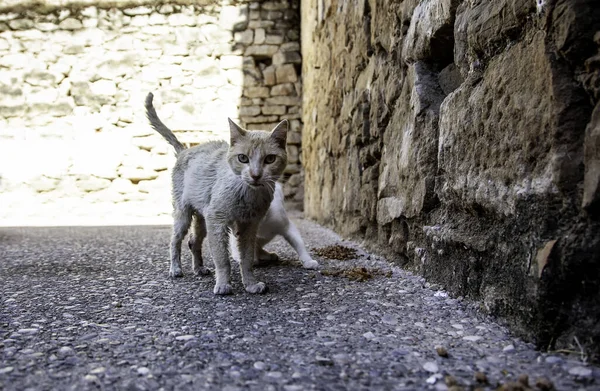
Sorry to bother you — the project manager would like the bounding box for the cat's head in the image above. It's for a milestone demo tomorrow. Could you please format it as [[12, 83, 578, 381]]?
[[226, 119, 288, 188]]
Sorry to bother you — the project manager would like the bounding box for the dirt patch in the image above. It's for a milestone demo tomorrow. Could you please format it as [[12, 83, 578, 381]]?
[[321, 267, 392, 282], [312, 245, 357, 260]]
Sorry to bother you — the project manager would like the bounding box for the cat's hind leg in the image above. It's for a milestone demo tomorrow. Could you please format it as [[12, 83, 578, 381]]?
[[188, 214, 210, 276], [282, 221, 319, 269], [255, 236, 279, 265], [170, 207, 192, 278]]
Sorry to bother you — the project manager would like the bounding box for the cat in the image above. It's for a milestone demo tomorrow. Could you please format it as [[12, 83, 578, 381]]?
[[144, 92, 316, 295], [228, 182, 318, 270]]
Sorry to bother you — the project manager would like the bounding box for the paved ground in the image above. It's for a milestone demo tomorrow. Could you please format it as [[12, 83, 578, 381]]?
[[1, 215, 598, 390]]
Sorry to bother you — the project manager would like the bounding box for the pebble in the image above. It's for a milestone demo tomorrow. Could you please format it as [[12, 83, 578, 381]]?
[[175, 335, 196, 341], [0, 367, 14, 374], [315, 356, 334, 366], [435, 346, 448, 357], [137, 367, 150, 375], [568, 366, 592, 378], [423, 362, 439, 373], [502, 344, 515, 352], [545, 355, 563, 364], [463, 335, 483, 342], [90, 367, 106, 374], [266, 371, 282, 378], [18, 328, 39, 334], [362, 331, 375, 339], [253, 361, 266, 370], [84, 375, 98, 382]]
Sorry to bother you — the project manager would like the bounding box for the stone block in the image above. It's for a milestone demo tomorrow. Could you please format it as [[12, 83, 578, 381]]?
[[275, 64, 298, 83], [254, 28, 266, 44], [273, 51, 302, 65], [241, 115, 279, 124], [271, 83, 296, 96], [240, 106, 262, 116], [262, 105, 286, 115], [76, 175, 111, 192], [263, 65, 276, 86], [234, 29, 254, 44], [266, 96, 300, 106], [59, 18, 83, 30], [265, 34, 284, 44], [243, 86, 270, 98], [244, 44, 278, 57]]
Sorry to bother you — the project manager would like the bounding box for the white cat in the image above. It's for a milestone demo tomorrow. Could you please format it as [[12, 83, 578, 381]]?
[[145, 92, 317, 296]]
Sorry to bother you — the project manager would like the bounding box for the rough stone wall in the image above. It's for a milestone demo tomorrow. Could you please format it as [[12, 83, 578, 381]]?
[[0, 0, 303, 225], [302, 0, 600, 359]]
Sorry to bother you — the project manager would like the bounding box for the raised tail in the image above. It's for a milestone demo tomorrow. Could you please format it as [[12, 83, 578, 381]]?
[[145, 92, 185, 154]]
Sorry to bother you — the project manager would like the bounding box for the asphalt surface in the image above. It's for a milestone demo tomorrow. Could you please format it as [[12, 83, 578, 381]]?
[[1, 214, 599, 390]]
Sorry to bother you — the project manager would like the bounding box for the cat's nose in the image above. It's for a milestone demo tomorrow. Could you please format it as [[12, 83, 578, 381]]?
[[250, 173, 261, 181]]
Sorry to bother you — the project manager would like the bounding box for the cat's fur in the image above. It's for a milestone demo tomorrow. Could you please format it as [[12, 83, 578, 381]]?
[[228, 182, 318, 270], [145, 92, 316, 295]]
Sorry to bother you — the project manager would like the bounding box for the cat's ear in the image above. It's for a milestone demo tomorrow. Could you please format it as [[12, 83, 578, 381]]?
[[269, 119, 288, 149], [228, 118, 246, 146]]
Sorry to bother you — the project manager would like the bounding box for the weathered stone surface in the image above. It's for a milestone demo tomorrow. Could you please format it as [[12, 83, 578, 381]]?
[[402, 0, 459, 65], [584, 103, 600, 212], [302, 0, 600, 361]]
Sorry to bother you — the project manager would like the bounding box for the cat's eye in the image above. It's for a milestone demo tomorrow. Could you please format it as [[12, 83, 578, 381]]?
[[238, 154, 249, 163], [264, 155, 276, 164]]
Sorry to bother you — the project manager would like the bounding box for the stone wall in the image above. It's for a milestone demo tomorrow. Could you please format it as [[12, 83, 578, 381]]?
[[0, 0, 303, 226], [301, 0, 600, 360]]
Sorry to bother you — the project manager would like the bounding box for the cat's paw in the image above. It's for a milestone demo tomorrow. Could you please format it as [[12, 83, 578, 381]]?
[[169, 265, 183, 278], [302, 259, 319, 270], [257, 250, 279, 262], [245, 282, 267, 294], [194, 266, 211, 276], [213, 283, 233, 295]]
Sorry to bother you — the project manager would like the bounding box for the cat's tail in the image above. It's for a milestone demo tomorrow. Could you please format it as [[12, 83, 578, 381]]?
[[145, 92, 186, 154]]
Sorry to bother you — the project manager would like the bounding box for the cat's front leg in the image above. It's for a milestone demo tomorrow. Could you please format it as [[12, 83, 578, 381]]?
[[236, 222, 267, 294], [206, 217, 233, 295]]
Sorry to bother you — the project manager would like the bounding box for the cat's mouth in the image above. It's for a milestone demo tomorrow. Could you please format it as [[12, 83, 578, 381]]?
[[246, 180, 263, 187]]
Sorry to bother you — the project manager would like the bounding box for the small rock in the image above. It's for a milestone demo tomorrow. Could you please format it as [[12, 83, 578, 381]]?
[[253, 361, 266, 370], [267, 371, 282, 378], [474, 371, 488, 384], [569, 366, 592, 378], [423, 361, 439, 373], [175, 335, 196, 341], [84, 375, 98, 382], [503, 344, 515, 352], [362, 331, 376, 339], [463, 335, 483, 342], [90, 367, 105, 374], [544, 355, 563, 364], [435, 346, 448, 357], [17, 328, 39, 334], [426, 374, 438, 384], [0, 367, 14, 374], [57, 346, 74, 357], [315, 356, 333, 366], [137, 367, 150, 375]]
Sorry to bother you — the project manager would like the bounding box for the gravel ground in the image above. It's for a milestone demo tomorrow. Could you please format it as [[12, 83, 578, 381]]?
[[1, 214, 599, 391]]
